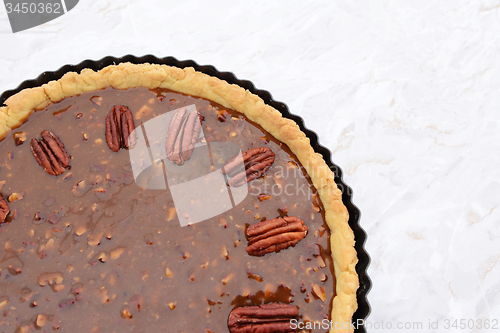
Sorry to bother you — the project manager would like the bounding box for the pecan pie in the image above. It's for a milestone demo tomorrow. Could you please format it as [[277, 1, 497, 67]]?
[[0, 63, 358, 332]]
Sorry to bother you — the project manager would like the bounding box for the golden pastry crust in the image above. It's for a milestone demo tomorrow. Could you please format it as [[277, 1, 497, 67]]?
[[0, 62, 359, 332]]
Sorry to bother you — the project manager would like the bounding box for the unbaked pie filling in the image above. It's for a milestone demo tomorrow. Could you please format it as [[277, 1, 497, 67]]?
[[0, 87, 337, 332]]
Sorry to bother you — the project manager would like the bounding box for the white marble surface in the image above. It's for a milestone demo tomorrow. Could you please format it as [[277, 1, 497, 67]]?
[[1, 0, 500, 332]]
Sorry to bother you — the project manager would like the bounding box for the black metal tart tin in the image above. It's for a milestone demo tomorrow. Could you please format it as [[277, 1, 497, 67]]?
[[1, 55, 371, 332]]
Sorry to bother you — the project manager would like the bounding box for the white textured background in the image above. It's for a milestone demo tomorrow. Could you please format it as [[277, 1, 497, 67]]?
[[1, 1, 500, 332]]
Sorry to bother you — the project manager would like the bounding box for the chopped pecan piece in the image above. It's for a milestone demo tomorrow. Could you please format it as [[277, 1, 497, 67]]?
[[30, 130, 70, 176], [246, 216, 308, 256], [222, 147, 275, 187], [228, 303, 299, 333], [105, 105, 136, 152], [13, 132, 26, 146], [0, 196, 9, 223], [165, 107, 202, 165]]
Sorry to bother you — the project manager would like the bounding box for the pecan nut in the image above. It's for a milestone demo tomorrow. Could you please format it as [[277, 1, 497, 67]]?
[[228, 303, 299, 333], [165, 107, 202, 165], [105, 105, 137, 152], [30, 130, 70, 176], [246, 216, 308, 256], [222, 147, 275, 187], [0, 196, 9, 223]]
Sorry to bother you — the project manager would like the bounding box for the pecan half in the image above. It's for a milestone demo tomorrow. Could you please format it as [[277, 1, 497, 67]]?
[[228, 303, 299, 333], [222, 147, 275, 187], [246, 216, 308, 256], [105, 105, 136, 152], [165, 107, 202, 165], [0, 196, 9, 223], [30, 130, 70, 176]]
